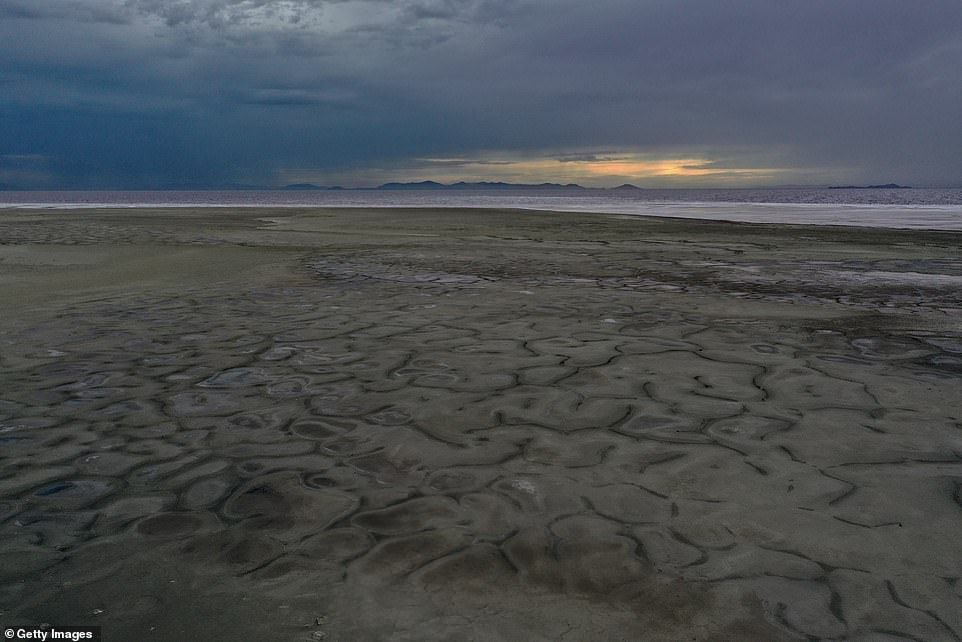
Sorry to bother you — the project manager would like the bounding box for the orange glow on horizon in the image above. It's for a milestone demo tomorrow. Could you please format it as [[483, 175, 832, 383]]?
[[416, 155, 785, 182], [285, 152, 792, 188], [580, 159, 722, 177]]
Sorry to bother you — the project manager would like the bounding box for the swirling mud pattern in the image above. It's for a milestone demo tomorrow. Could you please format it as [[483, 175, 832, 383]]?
[[1, 207, 961, 641]]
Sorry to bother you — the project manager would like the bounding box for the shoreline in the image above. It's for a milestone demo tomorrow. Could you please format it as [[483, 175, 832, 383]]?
[[5, 203, 962, 230], [2, 195, 962, 231]]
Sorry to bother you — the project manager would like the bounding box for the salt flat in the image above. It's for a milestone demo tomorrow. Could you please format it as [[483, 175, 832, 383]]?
[[2, 207, 961, 641]]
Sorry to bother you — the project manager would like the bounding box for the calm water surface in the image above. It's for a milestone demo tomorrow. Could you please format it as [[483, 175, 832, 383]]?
[[2, 188, 961, 230]]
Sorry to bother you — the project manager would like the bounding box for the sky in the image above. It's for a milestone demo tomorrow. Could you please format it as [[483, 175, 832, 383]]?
[[1, 0, 961, 189]]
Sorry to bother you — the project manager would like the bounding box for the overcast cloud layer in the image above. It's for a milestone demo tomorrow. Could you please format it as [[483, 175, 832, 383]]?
[[1, 0, 960, 188]]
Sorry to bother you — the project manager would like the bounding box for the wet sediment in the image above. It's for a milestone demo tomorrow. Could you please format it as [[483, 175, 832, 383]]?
[[1, 207, 961, 641]]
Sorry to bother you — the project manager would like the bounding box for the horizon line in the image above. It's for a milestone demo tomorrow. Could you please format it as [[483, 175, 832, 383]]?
[[1, 181, 947, 192]]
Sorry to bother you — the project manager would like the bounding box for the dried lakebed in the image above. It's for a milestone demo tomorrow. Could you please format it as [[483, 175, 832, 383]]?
[[1, 207, 961, 641]]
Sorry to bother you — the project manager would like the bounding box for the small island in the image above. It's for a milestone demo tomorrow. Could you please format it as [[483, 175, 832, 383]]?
[[828, 183, 912, 189], [282, 183, 328, 190], [281, 181, 645, 191]]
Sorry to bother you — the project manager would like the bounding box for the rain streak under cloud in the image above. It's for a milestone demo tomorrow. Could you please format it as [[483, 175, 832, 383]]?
[[1, 0, 961, 189]]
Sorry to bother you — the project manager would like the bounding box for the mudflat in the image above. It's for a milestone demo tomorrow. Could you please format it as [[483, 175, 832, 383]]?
[[2, 207, 961, 641]]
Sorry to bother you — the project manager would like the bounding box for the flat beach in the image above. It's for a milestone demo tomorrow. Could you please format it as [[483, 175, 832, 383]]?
[[2, 207, 961, 640]]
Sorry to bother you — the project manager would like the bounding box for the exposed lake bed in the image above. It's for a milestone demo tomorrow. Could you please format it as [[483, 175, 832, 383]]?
[[2, 207, 961, 640]]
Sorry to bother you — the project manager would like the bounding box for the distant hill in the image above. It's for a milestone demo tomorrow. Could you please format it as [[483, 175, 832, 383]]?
[[282, 183, 349, 191], [375, 181, 635, 191], [283, 183, 325, 190], [446, 181, 585, 190], [270, 180, 647, 191], [378, 180, 447, 190], [828, 183, 911, 189]]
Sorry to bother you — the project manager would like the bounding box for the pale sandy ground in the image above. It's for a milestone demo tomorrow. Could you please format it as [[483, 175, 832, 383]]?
[[1, 207, 961, 641]]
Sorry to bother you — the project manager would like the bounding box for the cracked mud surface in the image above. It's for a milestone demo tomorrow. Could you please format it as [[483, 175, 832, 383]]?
[[2, 207, 962, 640]]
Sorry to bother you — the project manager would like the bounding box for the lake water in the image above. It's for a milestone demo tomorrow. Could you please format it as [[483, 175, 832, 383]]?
[[2, 188, 961, 230]]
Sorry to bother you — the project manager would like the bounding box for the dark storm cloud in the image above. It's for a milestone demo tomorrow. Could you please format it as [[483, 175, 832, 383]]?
[[0, 0, 130, 23], [241, 87, 358, 106], [556, 153, 621, 163], [411, 158, 515, 167], [1, 0, 960, 188]]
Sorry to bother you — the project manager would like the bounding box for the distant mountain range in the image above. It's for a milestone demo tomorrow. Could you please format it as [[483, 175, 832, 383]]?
[[282, 181, 644, 191], [827, 183, 911, 189], [0, 181, 927, 192], [0, 181, 638, 191]]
